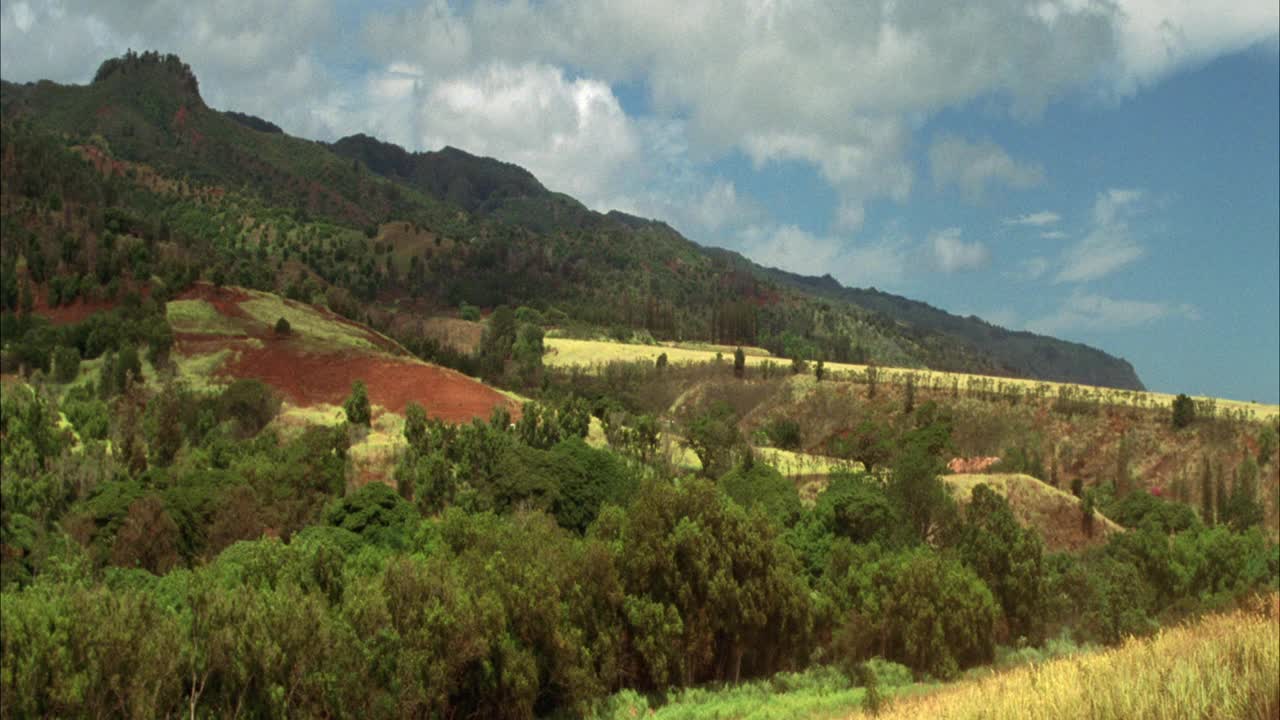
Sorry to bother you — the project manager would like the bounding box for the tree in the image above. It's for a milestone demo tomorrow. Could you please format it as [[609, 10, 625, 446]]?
[[404, 401, 428, 452], [1171, 393, 1195, 429], [733, 347, 746, 379], [512, 323, 544, 384], [902, 374, 916, 414], [683, 402, 743, 478], [344, 380, 372, 427], [884, 551, 998, 679], [274, 316, 291, 336], [1221, 458, 1263, 531], [815, 359, 825, 382], [955, 484, 1047, 643], [1199, 457, 1215, 525], [888, 423, 954, 544], [656, 352, 668, 370], [111, 495, 181, 574]]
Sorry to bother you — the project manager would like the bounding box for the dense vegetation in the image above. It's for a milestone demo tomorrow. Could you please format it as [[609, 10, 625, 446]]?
[[2, 355, 1276, 717]]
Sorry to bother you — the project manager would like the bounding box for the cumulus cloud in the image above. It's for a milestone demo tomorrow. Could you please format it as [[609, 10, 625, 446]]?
[[1027, 290, 1200, 333], [930, 134, 1045, 201], [1003, 211, 1061, 227], [1108, 0, 1280, 95], [1054, 188, 1147, 283], [929, 228, 990, 273]]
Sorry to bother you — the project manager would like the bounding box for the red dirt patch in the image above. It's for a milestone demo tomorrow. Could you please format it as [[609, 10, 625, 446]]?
[[219, 341, 516, 423]]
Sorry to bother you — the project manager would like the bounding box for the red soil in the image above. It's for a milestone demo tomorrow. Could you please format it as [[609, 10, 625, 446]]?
[[218, 341, 516, 422]]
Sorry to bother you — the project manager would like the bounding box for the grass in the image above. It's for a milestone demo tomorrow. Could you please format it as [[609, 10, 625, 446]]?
[[171, 348, 234, 392], [591, 665, 928, 720], [238, 294, 380, 352], [755, 447, 862, 477], [844, 596, 1280, 720], [543, 338, 1279, 422], [165, 299, 246, 336]]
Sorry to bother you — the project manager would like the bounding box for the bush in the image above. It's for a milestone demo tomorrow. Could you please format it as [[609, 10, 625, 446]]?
[[765, 417, 802, 450], [720, 459, 802, 527], [218, 378, 281, 437], [274, 316, 291, 336], [52, 345, 80, 384]]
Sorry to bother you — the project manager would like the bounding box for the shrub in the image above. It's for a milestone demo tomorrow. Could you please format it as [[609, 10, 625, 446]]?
[[218, 378, 281, 437], [1171, 393, 1195, 429], [720, 459, 803, 527], [52, 345, 80, 384], [765, 417, 802, 450], [274, 316, 291, 336], [344, 380, 371, 427]]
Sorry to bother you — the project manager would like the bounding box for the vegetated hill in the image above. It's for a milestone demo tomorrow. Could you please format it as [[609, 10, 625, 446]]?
[[1, 50, 1142, 389], [224, 110, 282, 134], [765, 268, 1144, 389]]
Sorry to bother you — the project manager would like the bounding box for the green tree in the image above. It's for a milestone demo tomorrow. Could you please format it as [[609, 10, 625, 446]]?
[[344, 379, 371, 427], [733, 347, 746, 378], [888, 423, 954, 544], [683, 402, 743, 478], [1171, 393, 1195, 429], [954, 484, 1048, 642], [884, 551, 998, 679], [274, 316, 291, 335]]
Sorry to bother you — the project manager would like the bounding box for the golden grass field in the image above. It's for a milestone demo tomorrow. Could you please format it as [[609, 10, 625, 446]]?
[[543, 338, 1280, 422], [843, 596, 1280, 720]]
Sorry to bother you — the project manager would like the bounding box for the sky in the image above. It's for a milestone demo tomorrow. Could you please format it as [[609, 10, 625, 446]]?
[[2, 1, 1277, 402]]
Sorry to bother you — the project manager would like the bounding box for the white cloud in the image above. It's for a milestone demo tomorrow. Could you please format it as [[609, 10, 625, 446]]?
[[1040, 230, 1069, 240], [929, 134, 1044, 201], [1003, 211, 1061, 227], [362, 0, 1117, 219], [929, 227, 990, 273], [1108, 0, 1280, 95], [1027, 290, 1200, 333], [1054, 188, 1146, 283]]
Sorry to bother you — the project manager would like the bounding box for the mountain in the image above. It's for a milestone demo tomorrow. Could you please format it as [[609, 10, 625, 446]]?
[[0, 51, 1143, 389]]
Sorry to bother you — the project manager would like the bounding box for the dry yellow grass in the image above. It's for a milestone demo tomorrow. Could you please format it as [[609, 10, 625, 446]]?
[[844, 597, 1280, 720], [543, 338, 1279, 422], [844, 597, 1274, 717], [947, 473, 1124, 551]]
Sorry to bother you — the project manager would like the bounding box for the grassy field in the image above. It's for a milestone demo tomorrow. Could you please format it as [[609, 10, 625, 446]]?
[[165, 298, 247, 336], [844, 596, 1279, 720], [543, 338, 1280, 422], [592, 663, 929, 720]]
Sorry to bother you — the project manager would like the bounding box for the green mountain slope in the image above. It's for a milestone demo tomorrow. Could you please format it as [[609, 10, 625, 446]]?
[[1, 51, 1143, 389]]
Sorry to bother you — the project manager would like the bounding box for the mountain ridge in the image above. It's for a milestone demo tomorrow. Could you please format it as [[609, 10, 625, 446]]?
[[0, 51, 1143, 390]]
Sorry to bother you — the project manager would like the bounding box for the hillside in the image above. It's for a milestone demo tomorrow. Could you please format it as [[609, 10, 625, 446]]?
[[0, 50, 1143, 390]]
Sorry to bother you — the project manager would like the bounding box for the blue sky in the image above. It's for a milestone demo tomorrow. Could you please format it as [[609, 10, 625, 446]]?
[[2, 1, 1277, 401]]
